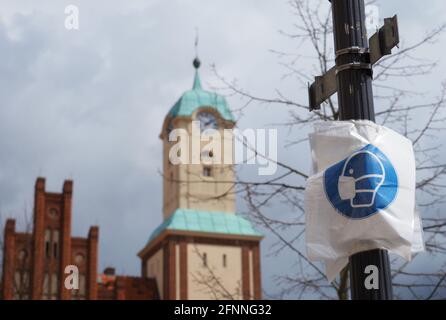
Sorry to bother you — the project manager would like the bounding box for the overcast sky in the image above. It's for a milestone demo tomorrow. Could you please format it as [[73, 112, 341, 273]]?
[[0, 0, 445, 299]]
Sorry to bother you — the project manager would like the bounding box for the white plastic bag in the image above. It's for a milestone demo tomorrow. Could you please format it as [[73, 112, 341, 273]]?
[[304, 120, 424, 282]]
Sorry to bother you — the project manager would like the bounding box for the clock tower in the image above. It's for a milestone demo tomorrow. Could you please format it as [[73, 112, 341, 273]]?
[[138, 57, 262, 300]]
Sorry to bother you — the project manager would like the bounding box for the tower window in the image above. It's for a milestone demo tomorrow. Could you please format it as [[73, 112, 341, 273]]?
[[203, 167, 212, 177], [202, 253, 208, 267], [223, 254, 227, 268]]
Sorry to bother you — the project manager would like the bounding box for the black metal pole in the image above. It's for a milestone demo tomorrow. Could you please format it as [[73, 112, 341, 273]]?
[[330, 0, 393, 299]]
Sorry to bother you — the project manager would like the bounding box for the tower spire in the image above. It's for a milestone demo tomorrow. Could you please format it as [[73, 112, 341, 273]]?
[[192, 28, 202, 90]]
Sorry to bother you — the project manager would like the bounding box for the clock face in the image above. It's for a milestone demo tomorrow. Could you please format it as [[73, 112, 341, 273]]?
[[48, 208, 58, 219], [75, 254, 84, 264], [197, 112, 218, 131]]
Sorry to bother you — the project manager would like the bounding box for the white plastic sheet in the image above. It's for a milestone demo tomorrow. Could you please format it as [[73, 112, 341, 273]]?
[[304, 120, 424, 282]]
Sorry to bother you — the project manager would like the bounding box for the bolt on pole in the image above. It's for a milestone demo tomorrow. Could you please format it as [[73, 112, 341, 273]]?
[[330, 0, 393, 299]]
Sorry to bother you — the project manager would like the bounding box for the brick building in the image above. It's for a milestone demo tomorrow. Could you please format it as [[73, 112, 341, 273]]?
[[97, 268, 159, 300], [1, 177, 158, 300]]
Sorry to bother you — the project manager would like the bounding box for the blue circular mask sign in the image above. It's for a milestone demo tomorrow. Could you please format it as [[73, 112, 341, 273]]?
[[323, 144, 398, 219]]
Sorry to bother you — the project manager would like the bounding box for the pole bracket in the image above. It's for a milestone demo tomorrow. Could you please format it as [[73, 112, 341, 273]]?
[[308, 15, 399, 111], [335, 46, 369, 58], [369, 15, 400, 65], [336, 62, 372, 75]]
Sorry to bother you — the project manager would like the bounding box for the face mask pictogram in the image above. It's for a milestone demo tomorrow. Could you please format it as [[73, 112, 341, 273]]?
[[338, 151, 385, 209], [323, 144, 398, 219]]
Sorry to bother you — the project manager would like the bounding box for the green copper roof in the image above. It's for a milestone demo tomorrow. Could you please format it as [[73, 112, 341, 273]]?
[[167, 69, 235, 122], [148, 209, 262, 243]]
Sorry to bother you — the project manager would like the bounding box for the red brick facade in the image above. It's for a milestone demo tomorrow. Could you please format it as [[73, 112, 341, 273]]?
[[97, 270, 159, 300], [1, 177, 159, 300]]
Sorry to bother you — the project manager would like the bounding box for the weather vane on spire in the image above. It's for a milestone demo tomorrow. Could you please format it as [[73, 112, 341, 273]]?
[[193, 27, 201, 69]]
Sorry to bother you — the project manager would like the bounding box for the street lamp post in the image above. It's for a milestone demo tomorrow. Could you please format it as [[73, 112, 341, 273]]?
[[309, 0, 400, 299], [331, 0, 392, 300]]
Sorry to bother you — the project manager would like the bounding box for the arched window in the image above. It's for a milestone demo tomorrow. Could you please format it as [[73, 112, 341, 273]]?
[[51, 274, 59, 299], [79, 275, 86, 299], [202, 253, 208, 267], [44, 229, 51, 259], [203, 166, 212, 177], [53, 230, 59, 259], [43, 273, 50, 299]]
